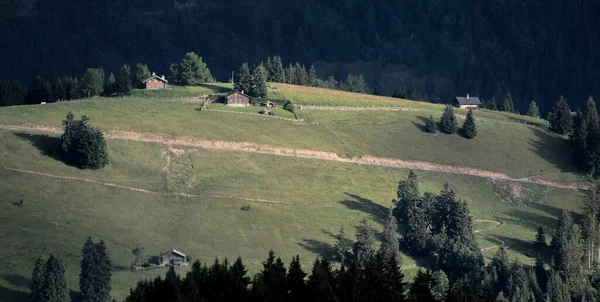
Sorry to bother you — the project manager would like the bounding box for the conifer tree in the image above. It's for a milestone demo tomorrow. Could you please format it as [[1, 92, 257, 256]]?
[[39, 255, 70, 302], [534, 255, 548, 293], [440, 105, 457, 134], [549, 95, 572, 135], [308, 65, 317, 87], [285, 256, 307, 301], [426, 115, 437, 133], [380, 208, 402, 265], [252, 250, 287, 301], [535, 226, 547, 249], [489, 247, 511, 294], [30, 257, 46, 302], [0, 80, 26, 106], [408, 270, 436, 302], [394, 170, 420, 223], [527, 101, 540, 118], [402, 201, 431, 254], [104, 73, 115, 96], [353, 218, 376, 268], [271, 56, 286, 83], [81, 68, 105, 98], [30, 75, 52, 103], [546, 269, 571, 302], [461, 108, 477, 138], [169, 52, 213, 85], [115, 64, 132, 96], [502, 92, 515, 113], [61, 113, 109, 169], [229, 257, 251, 300], [235, 63, 251, 94], [133, 63, 151, 88], [332, 227, 353, 265], [80, 238, 112, 302], [249, 64, 268, 98], [431, 270, 448, 301], [550, 210, 585, 293], [487, 97, 498, 110], [306, 258, 337, 301]]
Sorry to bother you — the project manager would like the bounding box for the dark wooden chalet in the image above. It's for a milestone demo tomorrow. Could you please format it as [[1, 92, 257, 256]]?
[[453, 94, 481, 109]]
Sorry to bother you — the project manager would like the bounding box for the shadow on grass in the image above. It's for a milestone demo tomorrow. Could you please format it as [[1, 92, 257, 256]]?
[[528, 128, 581, 174], [490, 235, 537, 260], [298, 238, 332, 259], [494, 209, 558, 236], [198, 83, 233, 94], [12, 132, 76, 168], [411, 116, 431, 133], [0, 284, 29, 302], [340, 193, 389, 223]]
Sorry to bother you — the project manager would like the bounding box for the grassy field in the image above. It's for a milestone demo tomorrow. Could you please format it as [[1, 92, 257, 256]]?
[[0, 92, 579, 182], [0, 129, 585, 300]]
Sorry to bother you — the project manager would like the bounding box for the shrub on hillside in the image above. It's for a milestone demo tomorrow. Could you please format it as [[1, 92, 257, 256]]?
[[283, 101, 296, 113], [461, 109, 477, 139], [440, 105, 457, 134], [426, 116, 437, 134], [60, 112, 109, 169]]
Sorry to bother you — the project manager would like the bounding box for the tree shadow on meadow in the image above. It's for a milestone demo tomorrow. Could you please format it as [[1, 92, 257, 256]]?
[[12, 132, 77, 168], [528, 128, 581, 175], [411, 116, 430, 133], [0, 274, 29, 301], [298, 238, 333, 259], [340, 193, 389, 223]]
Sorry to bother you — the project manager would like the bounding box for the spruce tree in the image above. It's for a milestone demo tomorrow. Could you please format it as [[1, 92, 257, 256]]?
[[235, 63, 251, 94], [271, 56, 286, 83], [169, 52, 213, 85], [402, 202, 431, 254], [80, 238, 112, 302], [115, 64, 132, 96], [461, 108, 477, 138], [104, 73, 115, 96], [30, 257, 46, 302], [487, 97, 498, 110], [380, 208, 402, 265], [535, 226, 547, 249], [408, 270, 436, 302], [306, 258, 337, 301], [251, 250, 287, 301], [426, 115, 437, 133], [489, 247, 511, 293], [534, 255, 548, 292], [30, 76, 52, 103], [502, 92, 515, 113], [549, 95, 572, 135], [249, 64, 268, 98], [133, 63, 151, 88], [550, 210, 585, 293], [61, 113, 109, 169], [353, 218, 376, 268], [285, 256, 307, 301], [40, 255, 70, 302], [546, 269, 571, 302], [308, 65, 317, 87], [527, 101, 540, 118], [332, 227, 353, 266], [81, 68, 105, 98], [229, 257, 251, 300], [440, 105, 457, 134], [431, 270, 448, 301]]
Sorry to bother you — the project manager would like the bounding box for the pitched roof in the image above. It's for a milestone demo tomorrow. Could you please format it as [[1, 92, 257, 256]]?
[[455, 96, 481, 105], [161, 249, 186, 258], [143, 72, 168, 83], [226, 91, 250, 98]]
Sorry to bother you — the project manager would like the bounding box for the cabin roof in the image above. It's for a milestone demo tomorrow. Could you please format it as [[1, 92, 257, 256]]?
[[455, 96, 481, 105]]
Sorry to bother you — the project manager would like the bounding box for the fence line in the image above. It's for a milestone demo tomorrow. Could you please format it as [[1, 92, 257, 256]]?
[[200, 108, 303, 123]]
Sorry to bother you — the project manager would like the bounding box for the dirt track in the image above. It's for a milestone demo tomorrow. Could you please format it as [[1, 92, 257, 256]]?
[[0, 124, 587, 190]]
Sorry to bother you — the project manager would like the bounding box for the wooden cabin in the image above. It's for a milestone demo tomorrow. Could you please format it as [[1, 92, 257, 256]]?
[[159, 249, 187, 266], [143, 72, 169, 90], [453, 94, 481, 109], [225, 91, 251, 107]]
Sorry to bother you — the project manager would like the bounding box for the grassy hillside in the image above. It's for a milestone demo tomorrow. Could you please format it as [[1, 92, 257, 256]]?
[[0, 84, 587, 301]]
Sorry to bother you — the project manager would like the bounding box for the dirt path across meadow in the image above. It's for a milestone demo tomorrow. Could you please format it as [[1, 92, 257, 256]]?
[[0, 124, 587, 190]]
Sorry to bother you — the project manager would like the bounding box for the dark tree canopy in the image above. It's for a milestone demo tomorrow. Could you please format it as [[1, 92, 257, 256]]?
[[61, 112, 109, 169], [440, 105, 457, 134], [170, 52, 213, 85], [549, 96, 573, 135]]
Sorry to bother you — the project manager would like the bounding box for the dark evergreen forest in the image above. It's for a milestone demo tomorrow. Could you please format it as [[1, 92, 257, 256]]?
[[1, 0, 599, 113]]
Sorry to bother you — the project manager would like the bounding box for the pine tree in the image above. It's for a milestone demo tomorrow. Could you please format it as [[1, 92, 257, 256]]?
[[306, 258, 337, 301], [353, 218, 376, 268], [572, 109, 589, 166], [30, 257, 46, 302], [133, 63, 151, 88], [534, 255, 548, 292], [81, 68, 105, 98], [502, 92, 515, 113], [380, 208, 402, 265], [440, 105, 457, 134], [431, 270, 448, 301], [550, 210, 585, 293], [408, 270, 436, 302], [402, 201, 431, 254], [332, 227, 353, 266], [461, 108, 477, 138], [426, 115, 437, 133], [235, 63, 251, 94], [40, 255, 70, 302], [546, 269, 571, 302], [249, 64, 268, 98], [115, 64, 132, 96], [79, 237, 96, 302], [104, 73, 115, 96], [80, 238, 112, 302], [285, 255, 307, 301], [489, 247, 511, 293], [169, 52, 213, 85], [549, 95, 572, 135], [487, 97, 498, 110], [229, 257, 251, 300], [271, 56, 286, 83], [535, 226, 547, 249], [308, 65, 317, 87], [251, 250, 287, 301], [527, 101, 540, 118]]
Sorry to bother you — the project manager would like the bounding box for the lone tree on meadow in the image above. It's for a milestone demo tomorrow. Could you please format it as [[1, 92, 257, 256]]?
[[170, 52, 213, 85], [440, 105, 457, 134], [461, 109, 477, 138], [426, 116, 437, 133], [549, 95, 572, 135], [61, 112, 109, 169]]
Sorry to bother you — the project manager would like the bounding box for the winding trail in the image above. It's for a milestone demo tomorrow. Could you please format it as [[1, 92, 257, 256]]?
[[0, 124, 587, 190], [2, 167, 290, 205]]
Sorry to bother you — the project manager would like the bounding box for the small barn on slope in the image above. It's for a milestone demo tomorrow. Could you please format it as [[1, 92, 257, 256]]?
[[143, 72, 169, 90], [453, 94, 481, 109], [224, 91, 251, 107]]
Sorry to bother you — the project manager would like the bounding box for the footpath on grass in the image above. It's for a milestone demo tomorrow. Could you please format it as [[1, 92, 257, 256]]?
[[0, 124, 587, 190]]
